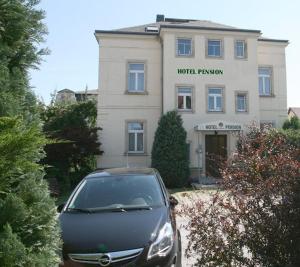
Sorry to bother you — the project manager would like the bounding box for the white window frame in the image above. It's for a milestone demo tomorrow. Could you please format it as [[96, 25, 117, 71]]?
[[127, 122, 144, 153], [235, 92, 248, 112], [207, 87, 223, 112], [177, 87, 192, 111], [258, 67, 272, 96], [260, 120, 276, 130], [235, 40, 246, 59], [207, 39, 222, 58], [128, 63, 145, 92], [176, 38, 192, 56]]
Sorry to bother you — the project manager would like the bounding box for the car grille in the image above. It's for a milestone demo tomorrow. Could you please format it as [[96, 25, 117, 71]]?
[[68, 248, 143, 265]]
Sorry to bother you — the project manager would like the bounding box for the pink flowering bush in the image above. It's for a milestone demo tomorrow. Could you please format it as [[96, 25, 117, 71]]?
[[179, 128, 300, 267]]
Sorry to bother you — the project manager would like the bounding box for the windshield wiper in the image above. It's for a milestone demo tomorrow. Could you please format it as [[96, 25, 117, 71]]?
[[67, 208, 92, 213], [122, 206, 152, 211], [87, 206, 152, 213]]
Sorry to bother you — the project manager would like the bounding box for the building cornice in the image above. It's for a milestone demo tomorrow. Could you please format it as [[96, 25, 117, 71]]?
[[159, 24, 261, 34], [258, 38, 289, 44]]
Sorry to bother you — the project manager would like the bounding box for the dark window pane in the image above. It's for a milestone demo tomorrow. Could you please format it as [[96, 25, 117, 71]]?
[[186, 96, 192, 109], [137, 133, 144, 151], [178, 95, 184, 109], [129, 133, 135, 151]]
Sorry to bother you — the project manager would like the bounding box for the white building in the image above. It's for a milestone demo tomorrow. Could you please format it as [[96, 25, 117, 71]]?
[[95, 15, 288, 177]]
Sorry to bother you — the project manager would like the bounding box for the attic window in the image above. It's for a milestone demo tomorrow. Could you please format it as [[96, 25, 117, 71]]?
[[145, 26, 159, 33]]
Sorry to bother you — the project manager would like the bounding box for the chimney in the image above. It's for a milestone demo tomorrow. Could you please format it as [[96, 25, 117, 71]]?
[[156, 14, 165, 22]]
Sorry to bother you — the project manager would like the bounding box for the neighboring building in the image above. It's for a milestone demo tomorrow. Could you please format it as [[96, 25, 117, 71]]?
[[55, 88, 77, 104], [288, 107, 300, 119], [56, 88, 98, 104], [95, 15, 288, 176]]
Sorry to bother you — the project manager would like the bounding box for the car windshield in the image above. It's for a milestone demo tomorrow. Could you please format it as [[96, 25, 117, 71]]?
[[67, 175, 165, 211]]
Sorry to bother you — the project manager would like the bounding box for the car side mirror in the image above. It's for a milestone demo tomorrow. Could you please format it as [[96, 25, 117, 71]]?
[[169, 196, 178, 207], [57, 203, 65, 213]]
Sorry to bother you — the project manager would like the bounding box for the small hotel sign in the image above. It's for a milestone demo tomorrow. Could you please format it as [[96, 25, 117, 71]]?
[[195, 121, 242, 131], [177, 68, 224, 75]]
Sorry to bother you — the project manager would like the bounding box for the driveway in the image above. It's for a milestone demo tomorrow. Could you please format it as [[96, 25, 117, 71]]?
[[172, 189, 217, 267]]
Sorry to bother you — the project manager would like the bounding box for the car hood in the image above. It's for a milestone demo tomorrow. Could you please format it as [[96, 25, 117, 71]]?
[[59, 206, 168, 254]]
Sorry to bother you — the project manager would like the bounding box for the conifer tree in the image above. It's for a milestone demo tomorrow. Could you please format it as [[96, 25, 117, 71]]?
[[151, 111, 190, 188]]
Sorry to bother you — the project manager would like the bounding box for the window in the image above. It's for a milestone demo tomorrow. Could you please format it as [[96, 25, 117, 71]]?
[[258, 67, 272, 96], [177, 87, 192, 111], [235, 92, 248, 112], [235, 40, 246, 58], [207, 39, 222, 57], [128, 122, 144, 153], [177, 38, 192, 56], [128, 63, 145, 92], [208, 87, 223, 112], [260, 121, 275, 130]]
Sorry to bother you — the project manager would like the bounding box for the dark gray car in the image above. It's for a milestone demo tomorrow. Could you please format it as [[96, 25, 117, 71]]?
[[58, 168, 182, 267]]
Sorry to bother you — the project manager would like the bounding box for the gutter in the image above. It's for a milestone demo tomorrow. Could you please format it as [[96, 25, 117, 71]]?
[[159, 24, 261, 34], [94, 30, 158, 36], [258, 38, 289, 43]]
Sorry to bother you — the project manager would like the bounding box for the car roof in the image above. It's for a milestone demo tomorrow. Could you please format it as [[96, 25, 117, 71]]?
[[85, 167, 157, 179]]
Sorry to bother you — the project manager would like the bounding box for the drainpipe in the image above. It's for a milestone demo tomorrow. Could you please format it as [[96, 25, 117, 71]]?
[[196, 131, 202, 183], [159, 35, 164, 115]]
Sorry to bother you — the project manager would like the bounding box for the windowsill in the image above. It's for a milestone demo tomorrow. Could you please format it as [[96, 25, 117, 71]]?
[[259, 94, 275, 98], [207, 110, 225, 113], [206, 55, 223, 59], [235, 110, 248, 114], [125, 91, 148, 95], [176, 54, 194, 58], [235, 56, 248, 60], [177, 109, 193, 113], [124, 152, 148, 156]]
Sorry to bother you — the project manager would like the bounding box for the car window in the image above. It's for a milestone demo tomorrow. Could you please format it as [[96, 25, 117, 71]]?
[[68, 175, 164, 209]]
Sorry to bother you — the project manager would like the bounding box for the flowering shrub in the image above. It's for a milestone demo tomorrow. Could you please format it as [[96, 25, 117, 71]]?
[[179, 128, 300, 267]]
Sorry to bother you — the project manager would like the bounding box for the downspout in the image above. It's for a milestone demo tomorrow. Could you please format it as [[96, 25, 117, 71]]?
[[159, 34, 164, 115]]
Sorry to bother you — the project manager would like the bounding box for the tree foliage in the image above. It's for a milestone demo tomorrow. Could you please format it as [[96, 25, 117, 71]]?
[[0, 1, 61, 265], [179, 128, 300, 267], [151, 111, 189, 188], [0, 117, 60, 266], [283, 116, 300, 130], [41, 101, 103, 188], [0, 0, 47, 117]]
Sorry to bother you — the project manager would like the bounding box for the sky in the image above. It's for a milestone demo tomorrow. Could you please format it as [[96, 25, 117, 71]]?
[[30, 0, 300, 107]]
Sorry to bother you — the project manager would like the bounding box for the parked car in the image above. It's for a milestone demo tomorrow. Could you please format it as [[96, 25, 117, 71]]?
[[58, 168, 182, 267]]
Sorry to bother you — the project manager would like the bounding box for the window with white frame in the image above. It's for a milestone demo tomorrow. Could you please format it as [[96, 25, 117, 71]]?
[[260, 121, 275, 130], [258, 67, 272, 96], [207, 39, 222, 57], [128, 122, 144, 153], [177, 38, 192, 56], [208, 87, 223, 112], [235, 40, 246, 58], [236, 92, 247, 112], [128, 63, 145, 92], [177, 87, 192, 111]]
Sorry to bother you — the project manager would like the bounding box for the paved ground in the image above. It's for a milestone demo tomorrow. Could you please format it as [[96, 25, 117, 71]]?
[[171, 189, 217, 267]]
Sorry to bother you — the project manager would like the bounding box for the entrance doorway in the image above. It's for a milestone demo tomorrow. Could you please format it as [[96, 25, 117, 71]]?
[[205, 135, 227, 178]]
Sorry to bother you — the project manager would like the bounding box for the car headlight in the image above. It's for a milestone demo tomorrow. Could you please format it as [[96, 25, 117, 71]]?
[[147, 222, 174, 259]]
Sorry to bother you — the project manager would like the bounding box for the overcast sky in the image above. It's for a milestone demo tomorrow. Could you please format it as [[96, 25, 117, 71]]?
[[30, 0, 300, 107]]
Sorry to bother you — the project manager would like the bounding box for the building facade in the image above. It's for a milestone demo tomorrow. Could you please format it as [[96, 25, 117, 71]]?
[[56, 88, 98, 104], [95, 15, 288, 176]]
